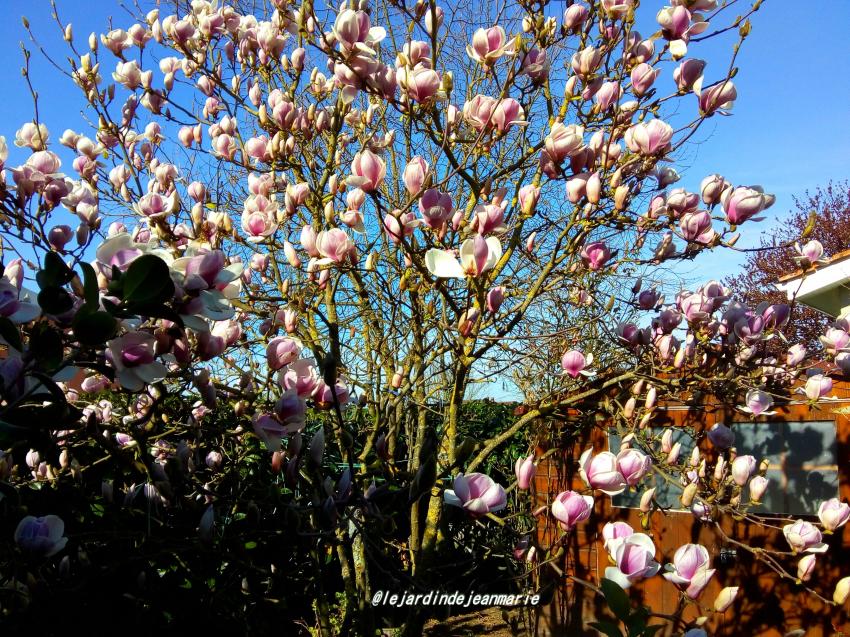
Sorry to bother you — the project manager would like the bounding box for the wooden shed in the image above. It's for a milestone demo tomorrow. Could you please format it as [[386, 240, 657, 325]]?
[[533, 385, 850, 636]]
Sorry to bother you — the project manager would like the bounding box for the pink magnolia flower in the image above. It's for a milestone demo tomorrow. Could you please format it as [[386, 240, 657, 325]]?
[[797, 554, 817, 582], [244, 135, 271, 162], [802, 374, 833, 401], [722, 186, 775, 225], [253, 407, 302, 453], [603, 0, 636, 19], [0, 260, 39, 324], [241, 195, 279, 242], [734, 313, 765, 345], [266, 337, 302, 371], [134, 191, 177, 219], [14, 122, 49, 151], [679, 210, 715, 244], [657, 5, 691, 40], [571, 46, 602, 78], [403, 156, 429, 195], [564, 4, 590, 30], [205, 451, 223, 471], [106, 331, 168, 392], [486, 286, 505, 313], [617, 448, 652, 487], [350, 149, 386, 192], [383, 211, 419, 243], [280, 358, 321, 399], [579, 449, 627, 495], [561, 349, 593, 378], [312, 379, 351, 408], [605, 533, 661, 589], [333, 9, 385, 53], [730, 455, 757, 486], [544, 123, 584, 163], [551, 490, 594, 530], [661, 429, 674, 454], [515, 454, 536, 490], [631, 63, 659, 96], [818, 498, 850, 533], [518, 184, 540, 214], [418, 189, 454, 228], [602, 521, 635, 556], [425, 235, 502, 279], [663, 544, 715, 599], [748, 475, 769, 502], [837, 353, 850, 375], [698, 80, 737, 115], [473, 202, 508, 235], [580, 241, 611, 270], [595, 81, 622, 111], [625, 119, 673, 156], [316, 229, 356, 264], [467, 26, 515, 66], [521, 47, 549, 83], [462, 94, 497, 130], [14, 515, 68, 556], [700, 173, 729, 204], [398, 65, 441, 103], [444, 473, 507, 516], [783, 520, 828, 554], [819, 328, 849, 354], [707, 423, 735, 449], [491, 98, 526, 133], [759, 303, 790, 331], [739, 389, 775, 416], [795, 240, 825, 268], [691, 499, 713, 522], [640, 488, 656, 512], [397, 40, 432, 68]]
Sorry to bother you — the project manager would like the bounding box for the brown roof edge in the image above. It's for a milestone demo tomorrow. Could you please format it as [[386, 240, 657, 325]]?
[[777, 247, 850, 283]]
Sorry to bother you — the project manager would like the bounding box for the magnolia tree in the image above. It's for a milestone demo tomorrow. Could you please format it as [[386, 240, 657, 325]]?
[[1, 0, 848, 634]]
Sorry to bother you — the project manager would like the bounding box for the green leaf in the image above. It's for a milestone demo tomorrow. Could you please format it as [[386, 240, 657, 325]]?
[[124, 302, 183, 327], [37, 286, 74, 315], [0, 316, 22, 350], [30, 324, 63, 371], [600, 578, 631, 623], [79, 261, 100, 307], [121, 255, 174, 305], [72, 310, 118, 346], [36, 251, 74, 289], [587, 621, 624, 637]]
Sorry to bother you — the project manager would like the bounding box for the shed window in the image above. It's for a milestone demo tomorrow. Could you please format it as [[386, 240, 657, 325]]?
[[733, 420, 838, 515], [609, 420, 838, 515]]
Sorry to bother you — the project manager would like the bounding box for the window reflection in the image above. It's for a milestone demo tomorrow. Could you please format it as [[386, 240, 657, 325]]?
[[610, 421, 838, 515]]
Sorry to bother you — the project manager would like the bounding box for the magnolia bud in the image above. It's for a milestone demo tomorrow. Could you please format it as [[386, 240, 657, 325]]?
[[661, 429, 673, 453], [713, 587, 739, 612], [680, 482, 698, 507], [639, 487, 655, 513], [834, 576, 850, 605]]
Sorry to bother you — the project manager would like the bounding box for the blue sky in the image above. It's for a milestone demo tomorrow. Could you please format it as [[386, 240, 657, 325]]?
[[3, 1, 847, 276], [1, 0, 848, 400]]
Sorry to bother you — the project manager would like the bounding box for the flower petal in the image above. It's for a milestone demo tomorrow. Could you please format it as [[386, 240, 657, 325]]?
[[425, 249, 465, 278]]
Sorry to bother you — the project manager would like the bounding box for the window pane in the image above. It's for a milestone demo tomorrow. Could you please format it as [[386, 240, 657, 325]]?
[[609, 421, 838, 515], [610, 428, 696, 510], [734, 420, 838, 515]]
